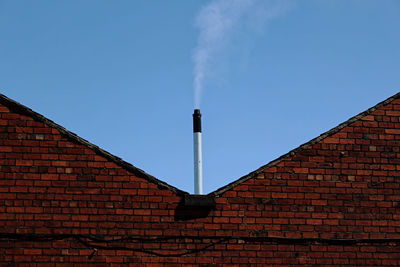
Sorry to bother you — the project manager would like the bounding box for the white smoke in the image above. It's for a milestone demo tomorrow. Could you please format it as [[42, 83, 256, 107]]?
[[193, 0, 293, 108]]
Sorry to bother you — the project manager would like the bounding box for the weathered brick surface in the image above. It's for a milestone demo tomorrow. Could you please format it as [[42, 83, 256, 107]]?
[[2, 93, 400, 266]]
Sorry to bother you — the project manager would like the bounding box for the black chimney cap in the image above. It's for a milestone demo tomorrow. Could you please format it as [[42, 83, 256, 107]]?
[[193, 109, 202, 133]]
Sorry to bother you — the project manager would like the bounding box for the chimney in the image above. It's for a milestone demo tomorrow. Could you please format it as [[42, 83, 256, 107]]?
[[193, 109, 203, 194]]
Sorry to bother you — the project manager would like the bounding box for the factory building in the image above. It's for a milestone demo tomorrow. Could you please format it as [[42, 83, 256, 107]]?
[[1, 92, 400, 266]]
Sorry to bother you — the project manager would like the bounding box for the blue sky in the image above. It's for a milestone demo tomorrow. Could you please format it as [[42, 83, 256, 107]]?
[[1, 0, 399, 194]]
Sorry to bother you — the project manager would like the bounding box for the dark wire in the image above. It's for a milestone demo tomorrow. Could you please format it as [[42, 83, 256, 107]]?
[[1, 233, 400, 257]]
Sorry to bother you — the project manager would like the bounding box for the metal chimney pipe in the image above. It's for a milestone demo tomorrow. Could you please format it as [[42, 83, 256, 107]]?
[[193, 109, 203, 194]]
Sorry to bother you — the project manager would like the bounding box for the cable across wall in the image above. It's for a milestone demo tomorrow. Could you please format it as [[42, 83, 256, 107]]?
[[2, 233, 400, 258]]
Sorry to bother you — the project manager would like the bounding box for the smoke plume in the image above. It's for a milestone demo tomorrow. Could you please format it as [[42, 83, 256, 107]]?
[[193, 0, 293, 108]]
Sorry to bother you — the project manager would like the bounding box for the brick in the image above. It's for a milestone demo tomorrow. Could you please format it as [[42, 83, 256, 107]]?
[[307, 219, 323, 225], [23, 249, 42, 255], [0, 146, 12, 152], [6, 207, 24, 213], [324, 137, 340, 144], [1, 93, 400, 265], [41, 174, 59, 180], [312, 200, 327, 206]]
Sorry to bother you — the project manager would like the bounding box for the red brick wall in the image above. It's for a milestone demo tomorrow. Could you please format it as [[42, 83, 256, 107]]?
[[1, 94, 400, 266]]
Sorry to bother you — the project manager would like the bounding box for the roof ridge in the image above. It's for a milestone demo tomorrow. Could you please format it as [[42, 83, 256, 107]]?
[[211, 91, 400, 197], [0, 93, 188, 196]]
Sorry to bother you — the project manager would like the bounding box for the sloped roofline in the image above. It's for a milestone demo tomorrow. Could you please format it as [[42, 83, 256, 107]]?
[[0, 93, 188, 196], [211, 91, 400, 197], [2, 92, 400, 198]]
